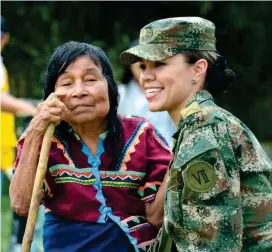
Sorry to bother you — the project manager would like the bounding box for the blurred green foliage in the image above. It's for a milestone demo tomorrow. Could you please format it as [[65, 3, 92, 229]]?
[[1, 1, 272, 140]]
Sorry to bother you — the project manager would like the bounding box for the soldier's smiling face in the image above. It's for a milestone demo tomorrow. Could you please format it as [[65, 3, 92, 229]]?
[[139, 54, 197, 113]]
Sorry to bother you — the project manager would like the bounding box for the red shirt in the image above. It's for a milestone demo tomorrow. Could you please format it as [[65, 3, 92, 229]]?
[[15, 116, 172, 251]]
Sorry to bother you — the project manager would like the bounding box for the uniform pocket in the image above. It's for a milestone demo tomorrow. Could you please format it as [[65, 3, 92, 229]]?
[[165, 167, 183, 226], [165, 190, 183, 226]]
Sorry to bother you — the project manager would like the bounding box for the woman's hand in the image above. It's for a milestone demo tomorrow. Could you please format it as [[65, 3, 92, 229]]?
[[28, 93, 67, 137]]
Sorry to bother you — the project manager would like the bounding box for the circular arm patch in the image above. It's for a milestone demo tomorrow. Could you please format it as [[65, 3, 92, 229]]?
[[184, 161, 216, 193]]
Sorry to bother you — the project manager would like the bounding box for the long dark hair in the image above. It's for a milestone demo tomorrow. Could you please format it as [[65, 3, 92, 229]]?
[[43, 41, 122, 169], [183, 51, 236, 97]]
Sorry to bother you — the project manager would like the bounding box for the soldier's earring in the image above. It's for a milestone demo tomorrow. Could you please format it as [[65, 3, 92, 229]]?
[[192, 78, 196, 84]]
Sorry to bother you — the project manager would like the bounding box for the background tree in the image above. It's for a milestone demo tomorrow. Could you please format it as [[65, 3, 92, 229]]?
[[2, 1, 272, 141]]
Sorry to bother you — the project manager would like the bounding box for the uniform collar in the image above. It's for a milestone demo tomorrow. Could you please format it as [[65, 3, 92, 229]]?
[[173, 90, 214, 140], [178, 90, 214, 121], [186, 90, 214, 108]]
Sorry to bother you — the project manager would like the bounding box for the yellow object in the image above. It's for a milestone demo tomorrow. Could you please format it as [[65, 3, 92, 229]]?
[[1, 66, 17, 172], [1, 146, 15, 171], [180, 101, 201, 120]]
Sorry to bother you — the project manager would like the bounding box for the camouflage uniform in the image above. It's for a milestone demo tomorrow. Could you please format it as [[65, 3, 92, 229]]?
[[120, 17, 272, 251], [164, 90, 272, 251]]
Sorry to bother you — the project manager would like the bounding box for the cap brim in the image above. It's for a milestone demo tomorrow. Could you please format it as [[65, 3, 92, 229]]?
[[120, 44, 177, 65]]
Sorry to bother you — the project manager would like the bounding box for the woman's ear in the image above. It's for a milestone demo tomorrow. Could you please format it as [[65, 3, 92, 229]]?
[[193, 59, 208, 81]]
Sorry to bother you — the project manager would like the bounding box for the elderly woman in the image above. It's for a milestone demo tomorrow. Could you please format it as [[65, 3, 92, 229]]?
[[9, 41, 172, 252], [120, 17, 272, 251]]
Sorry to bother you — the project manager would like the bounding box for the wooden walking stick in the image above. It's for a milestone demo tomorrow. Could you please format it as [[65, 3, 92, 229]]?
[[21, 95, 57, 252]]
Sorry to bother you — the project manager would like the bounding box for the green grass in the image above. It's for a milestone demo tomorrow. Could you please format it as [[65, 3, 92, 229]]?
[[1, 179, 12, 252]]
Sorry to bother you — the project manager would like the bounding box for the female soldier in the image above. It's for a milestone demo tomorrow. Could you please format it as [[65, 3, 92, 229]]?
[[10, 41, 172, 252], [118, 39, 175, 148], [120, 17, 272, 251]]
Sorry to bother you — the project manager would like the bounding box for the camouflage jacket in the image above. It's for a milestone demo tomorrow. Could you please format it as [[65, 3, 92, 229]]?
[[164, 90, 272, 251]]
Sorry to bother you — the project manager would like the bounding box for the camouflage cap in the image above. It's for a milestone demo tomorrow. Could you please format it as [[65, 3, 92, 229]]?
[[120, 17, 217, 65]]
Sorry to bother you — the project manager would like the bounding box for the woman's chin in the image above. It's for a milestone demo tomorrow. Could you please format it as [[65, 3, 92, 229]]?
[[68, 114, 95, 124], [148, 102, 166, 112]]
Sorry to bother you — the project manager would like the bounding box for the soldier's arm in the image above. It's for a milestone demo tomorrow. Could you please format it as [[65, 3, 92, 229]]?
[[237, 129, 272, 250], [168, 121, 243, 250], [240, 172, 272, 250]]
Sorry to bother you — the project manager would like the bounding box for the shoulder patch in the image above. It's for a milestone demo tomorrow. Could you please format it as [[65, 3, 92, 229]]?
[[180, 101, 202, 120], [184, 161, 216, 192]]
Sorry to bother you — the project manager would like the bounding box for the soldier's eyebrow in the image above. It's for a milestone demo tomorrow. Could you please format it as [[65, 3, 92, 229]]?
[[155, 61, 166, 64]]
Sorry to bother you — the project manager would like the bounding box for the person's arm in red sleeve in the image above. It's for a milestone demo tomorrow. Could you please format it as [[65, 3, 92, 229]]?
[[9, 93, 66, 216], [9, 130, 42, 216], [138, 124, 172, 228]]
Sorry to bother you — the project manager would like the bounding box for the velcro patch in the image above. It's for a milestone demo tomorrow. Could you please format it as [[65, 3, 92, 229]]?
[[166, 168, 183, 191]]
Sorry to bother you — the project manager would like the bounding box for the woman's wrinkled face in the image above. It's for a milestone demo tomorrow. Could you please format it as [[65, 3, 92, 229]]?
[[55, 55, 110, 125], [139, 54, 196, 113]]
